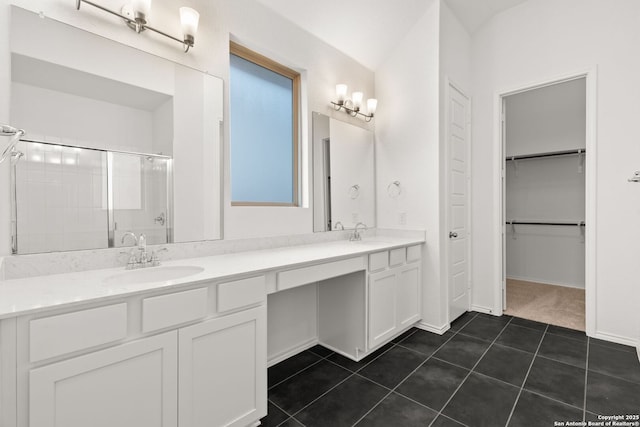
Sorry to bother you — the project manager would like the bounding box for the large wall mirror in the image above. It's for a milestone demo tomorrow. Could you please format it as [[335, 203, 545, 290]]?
[[312, 112, 375, 232], [8, 6, 223, 254]]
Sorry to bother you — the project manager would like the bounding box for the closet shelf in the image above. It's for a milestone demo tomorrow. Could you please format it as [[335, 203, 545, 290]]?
[[506, 220, 585, 227], [505, 148, 585, 161]]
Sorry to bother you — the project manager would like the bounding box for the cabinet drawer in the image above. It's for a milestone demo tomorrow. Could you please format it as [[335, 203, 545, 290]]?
[[389, 248, 406, 267], [407, 245, 422, 263], [217, 276, 266, 312], [30, 303, 127, 362], [277, 258, 365, 291], [368, 252, 389, 272], [142, 288, 208, 333]]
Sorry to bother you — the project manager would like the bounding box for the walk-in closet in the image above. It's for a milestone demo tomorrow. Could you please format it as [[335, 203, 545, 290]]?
[[503, 78, 587, 330]]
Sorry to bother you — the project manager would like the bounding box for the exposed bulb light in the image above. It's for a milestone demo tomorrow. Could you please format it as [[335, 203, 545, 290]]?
[[76, 0, 199, 53], [336, 84, 348, 105], [131, 0, 151, 22], [367, 98, 378, 116], [330, 85, 377, 122], [352, 92, 363, 111], [131, 0, 151, 14], [180, 7, 200, 48]]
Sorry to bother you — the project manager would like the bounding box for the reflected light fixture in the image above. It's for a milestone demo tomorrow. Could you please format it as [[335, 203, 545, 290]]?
[[331, 84, 377, 122], [76, 0, 200, 53]]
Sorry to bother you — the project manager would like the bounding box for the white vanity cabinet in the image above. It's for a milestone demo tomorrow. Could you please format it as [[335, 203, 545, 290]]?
[[368, 246, 422, 349], [29, 331, 178, 427], [8, 275, 267, 427], [179, 306, 266, 427]]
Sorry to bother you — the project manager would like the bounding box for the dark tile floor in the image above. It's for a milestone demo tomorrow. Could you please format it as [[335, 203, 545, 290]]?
[[262, 311, 640, 427]]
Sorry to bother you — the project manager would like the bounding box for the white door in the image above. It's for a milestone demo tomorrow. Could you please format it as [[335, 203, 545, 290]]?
[[448, 84, 471, 322], [29, 331, 178, 427], [178, 306, 267, 427]]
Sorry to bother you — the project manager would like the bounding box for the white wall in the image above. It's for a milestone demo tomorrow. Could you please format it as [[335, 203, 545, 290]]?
[[471, 0, 640, 344], [375, 0, 442, 328], [11, 82, 154, 153]]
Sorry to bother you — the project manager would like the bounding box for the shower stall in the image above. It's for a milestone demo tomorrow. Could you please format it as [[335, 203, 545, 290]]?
[[10, 139, 172, 254]]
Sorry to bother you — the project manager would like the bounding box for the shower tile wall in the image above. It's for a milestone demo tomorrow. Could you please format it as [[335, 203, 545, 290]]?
[[16, 142, 107, 253]]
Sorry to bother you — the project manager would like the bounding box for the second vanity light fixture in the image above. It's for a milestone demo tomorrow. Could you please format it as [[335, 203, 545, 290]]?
[[332, 84, 378, 122], [75, 0, 200, 53]]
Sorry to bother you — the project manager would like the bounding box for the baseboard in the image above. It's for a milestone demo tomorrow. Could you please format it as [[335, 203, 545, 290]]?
[[471, 305, 498, 315], [267, 337, 318, 367], [416, 321, 450, 335], [637, 343, 640, 363], [592, 330, 638, 348], [506, 275, 585, 290]]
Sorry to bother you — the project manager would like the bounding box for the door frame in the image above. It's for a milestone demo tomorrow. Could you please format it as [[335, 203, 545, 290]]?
[[493, 68, 597, 336], [444, 78, 472, 324]]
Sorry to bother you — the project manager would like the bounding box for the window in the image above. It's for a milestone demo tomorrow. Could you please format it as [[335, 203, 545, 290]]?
[[229, 42, 300, 206]]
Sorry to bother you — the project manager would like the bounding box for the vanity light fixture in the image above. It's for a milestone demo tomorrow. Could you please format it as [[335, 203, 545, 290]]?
[[75, 0, 200, 53], [331, 84, 377, 122]]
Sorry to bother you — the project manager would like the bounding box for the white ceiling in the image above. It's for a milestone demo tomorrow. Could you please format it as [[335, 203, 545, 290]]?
[[444, 0, 528, 34], [255, 0, 528, 70]]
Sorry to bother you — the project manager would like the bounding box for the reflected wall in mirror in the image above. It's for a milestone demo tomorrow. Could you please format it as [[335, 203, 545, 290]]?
[[8, 6, 223, 254], [312, 113, 375, 232]]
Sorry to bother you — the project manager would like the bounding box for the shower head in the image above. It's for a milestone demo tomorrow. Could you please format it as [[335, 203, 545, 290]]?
[[0, 124, 23, 136]]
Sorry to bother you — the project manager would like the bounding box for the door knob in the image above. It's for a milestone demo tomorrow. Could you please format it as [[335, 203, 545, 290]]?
[[449, 231, 458, 238]]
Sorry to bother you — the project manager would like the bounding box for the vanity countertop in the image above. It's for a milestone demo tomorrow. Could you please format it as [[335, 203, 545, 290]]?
[[0, 237, 424, 319]]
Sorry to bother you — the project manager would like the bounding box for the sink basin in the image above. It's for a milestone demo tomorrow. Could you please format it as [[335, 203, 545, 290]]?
[[103, 266, 205, 286]]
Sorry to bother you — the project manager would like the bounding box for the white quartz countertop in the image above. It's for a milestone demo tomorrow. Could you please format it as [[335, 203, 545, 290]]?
[[0, 237, 424, 319]]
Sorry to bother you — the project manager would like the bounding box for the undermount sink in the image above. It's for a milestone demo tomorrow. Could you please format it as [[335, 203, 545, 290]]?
[[103, 265, 205, 286]]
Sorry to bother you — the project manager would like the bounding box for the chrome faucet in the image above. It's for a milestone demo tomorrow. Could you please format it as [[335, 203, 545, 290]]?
[[350, 222, 368, 241], [120, 232, 153, 269], [334, 221, 345, 230]]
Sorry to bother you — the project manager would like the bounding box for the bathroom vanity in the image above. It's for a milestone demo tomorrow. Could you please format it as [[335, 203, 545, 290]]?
[[0, 236, 424, 427]]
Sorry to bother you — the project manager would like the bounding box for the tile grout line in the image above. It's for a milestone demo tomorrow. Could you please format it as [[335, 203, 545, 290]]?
[[426, 315, 515, 427], [583, 337, 590, 422], [283, 340, 403, 424], [268, 357, 326, 391], [269, 346, 354, 426], [350, 313, 479, 427], [503, 323, 550, 427]]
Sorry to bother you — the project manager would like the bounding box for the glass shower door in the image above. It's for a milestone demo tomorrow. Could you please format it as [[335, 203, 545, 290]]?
[[110, 152, 170, 247]]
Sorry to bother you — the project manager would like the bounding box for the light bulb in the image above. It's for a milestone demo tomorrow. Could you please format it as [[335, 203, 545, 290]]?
[[352, 92, 363, 110], [367, 98, 378, 116], [180, 7, 200, 40], [336, 84, 348, 104], [131, 0, 151, 16]]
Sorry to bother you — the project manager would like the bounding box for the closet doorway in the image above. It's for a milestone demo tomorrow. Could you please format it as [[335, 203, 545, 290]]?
[[501, 77, 589, 331]]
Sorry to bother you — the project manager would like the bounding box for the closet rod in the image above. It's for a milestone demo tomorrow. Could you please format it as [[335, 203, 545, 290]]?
[[506, 221, 585, 227], [505, 149, 585, 161]]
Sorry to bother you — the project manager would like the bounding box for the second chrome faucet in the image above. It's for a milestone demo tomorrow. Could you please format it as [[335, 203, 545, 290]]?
[[349, 222, 368, 241], [121, 232, 166, 269]]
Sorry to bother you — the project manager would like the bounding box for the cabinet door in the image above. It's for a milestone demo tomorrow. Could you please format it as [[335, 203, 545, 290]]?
[[29, 331, 178, 427], [368, 270, 397, 349], [396, 264, 421, 328], [179, 306, 267, 427]]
